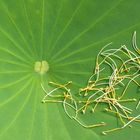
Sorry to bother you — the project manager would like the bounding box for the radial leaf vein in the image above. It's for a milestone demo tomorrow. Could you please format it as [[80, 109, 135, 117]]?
[[0, 80, 35, 137], [51, 0, 123, 60]]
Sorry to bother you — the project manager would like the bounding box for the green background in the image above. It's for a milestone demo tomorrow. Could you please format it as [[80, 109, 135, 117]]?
[[0, 0, 140, 140]]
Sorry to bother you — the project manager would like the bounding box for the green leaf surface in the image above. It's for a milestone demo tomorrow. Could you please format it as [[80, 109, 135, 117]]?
[[0, 0, 140, 140]]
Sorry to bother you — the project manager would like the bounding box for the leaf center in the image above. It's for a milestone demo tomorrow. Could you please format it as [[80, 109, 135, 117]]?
[[34, 61, 49, 74]]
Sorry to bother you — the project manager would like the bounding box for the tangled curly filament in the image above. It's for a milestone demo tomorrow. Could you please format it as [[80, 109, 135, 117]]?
[[42, 31, 140, 135]]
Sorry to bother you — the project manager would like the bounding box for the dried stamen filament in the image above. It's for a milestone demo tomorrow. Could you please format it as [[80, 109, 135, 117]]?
[[73, 117, 106, 128], [102, 114, 140, 135]]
